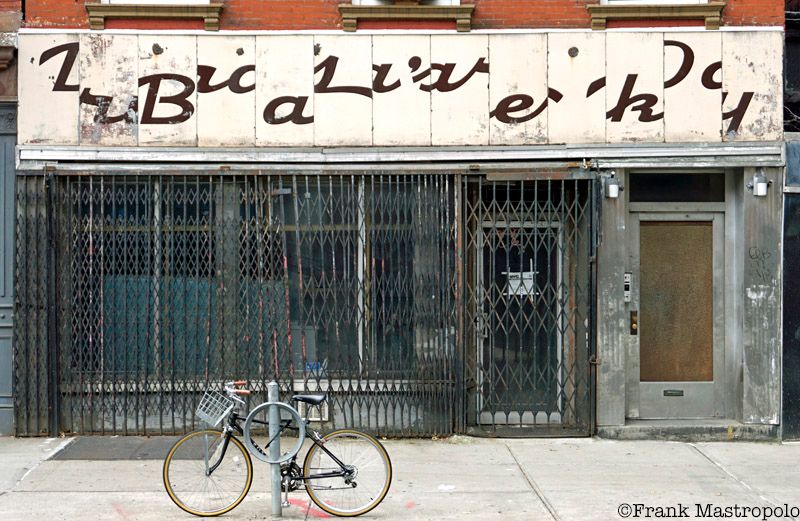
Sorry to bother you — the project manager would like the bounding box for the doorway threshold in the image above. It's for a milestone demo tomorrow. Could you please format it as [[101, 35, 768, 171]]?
[[597, 419, 778, 441]]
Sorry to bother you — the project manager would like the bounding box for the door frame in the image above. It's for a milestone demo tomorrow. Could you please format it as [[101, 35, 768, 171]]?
[[626, 212, 726, 419]]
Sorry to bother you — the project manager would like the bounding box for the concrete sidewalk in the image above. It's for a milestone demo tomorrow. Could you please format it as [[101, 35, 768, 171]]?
[[1, 435, 800, 520]]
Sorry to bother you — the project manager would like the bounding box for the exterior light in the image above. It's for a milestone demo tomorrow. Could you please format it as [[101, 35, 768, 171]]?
[[747, 170, 771, 197], [606, 172, 622, 199]]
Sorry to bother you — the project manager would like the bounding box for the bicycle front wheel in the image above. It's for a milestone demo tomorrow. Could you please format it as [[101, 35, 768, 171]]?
[[303, 430, 392, 517], [163, 429, 253, 517]]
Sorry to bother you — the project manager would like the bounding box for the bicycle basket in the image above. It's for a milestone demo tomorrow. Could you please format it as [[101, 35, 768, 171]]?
[[196, 390, 235, 427]]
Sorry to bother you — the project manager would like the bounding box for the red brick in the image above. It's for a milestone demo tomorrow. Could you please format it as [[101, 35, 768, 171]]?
[[22, 0, 784, 30]]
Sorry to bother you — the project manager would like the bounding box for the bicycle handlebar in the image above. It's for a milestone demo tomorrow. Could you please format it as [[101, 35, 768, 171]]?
[[223, 381, 250, 402]]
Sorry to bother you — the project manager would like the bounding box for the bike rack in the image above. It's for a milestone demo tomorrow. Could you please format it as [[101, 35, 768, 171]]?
[[243, 382, 306, 517], [243, 401, 306, 464]]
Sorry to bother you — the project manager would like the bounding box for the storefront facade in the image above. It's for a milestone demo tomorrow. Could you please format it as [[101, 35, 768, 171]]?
[[14, 28, 783, 437]]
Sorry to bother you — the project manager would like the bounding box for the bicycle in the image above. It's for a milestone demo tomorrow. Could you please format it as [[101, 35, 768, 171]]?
[[162, 381, 392, 517]]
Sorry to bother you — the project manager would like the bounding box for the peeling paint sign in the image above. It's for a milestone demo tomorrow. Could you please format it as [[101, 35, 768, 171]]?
[[18, 31, 783, 147]]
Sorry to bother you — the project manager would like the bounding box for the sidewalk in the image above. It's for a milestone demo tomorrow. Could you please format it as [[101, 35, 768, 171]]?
[[1, 435, 799, 520]]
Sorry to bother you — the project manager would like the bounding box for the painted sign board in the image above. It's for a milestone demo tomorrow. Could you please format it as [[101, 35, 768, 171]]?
[[18, 30, 782, 148]]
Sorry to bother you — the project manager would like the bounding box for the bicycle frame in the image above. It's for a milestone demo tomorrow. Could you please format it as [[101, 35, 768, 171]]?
[[209, 410, 351, 484]]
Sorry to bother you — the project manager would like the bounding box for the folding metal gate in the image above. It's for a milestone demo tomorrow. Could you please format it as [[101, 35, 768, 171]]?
[[14, 171, 596, 437], [461, 177, 597, 436]]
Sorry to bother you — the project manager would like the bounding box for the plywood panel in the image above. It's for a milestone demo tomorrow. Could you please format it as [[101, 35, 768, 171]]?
[[197, 36, 256, 147], [256, 35, 314, 147], [138, 35, 197, 146], [664, 33, 722, 142], [640, 221, 713, 382], [19, 34, 80, 145], [373, 35, 430, 147], [79, 34, 138, 146], [722, 32, 782, 142], [430, 35, 489, 146], [606, 33, 664, 144], [489, 34, 547, 145], [547, 32, 606, 145], [313, 35, 372, 147]]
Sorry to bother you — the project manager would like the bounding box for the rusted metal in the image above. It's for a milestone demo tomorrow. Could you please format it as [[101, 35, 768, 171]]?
[[462, 177, 596, 436], [15, 172, 596, 437]]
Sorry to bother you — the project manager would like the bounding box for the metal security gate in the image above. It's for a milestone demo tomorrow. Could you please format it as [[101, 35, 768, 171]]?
[[15, 171, 596, 437], [15, 172, 457, 436], [462, 177, 597, 436]]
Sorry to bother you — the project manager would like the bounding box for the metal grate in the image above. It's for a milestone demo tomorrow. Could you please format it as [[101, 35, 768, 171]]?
[[461, 178, 597, 436], [14, 172, 596, 437]]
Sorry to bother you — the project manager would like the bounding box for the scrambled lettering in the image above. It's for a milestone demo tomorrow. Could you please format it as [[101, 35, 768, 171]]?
[[138, 74, 195, 125], [607, 74, 664, 123], [197, 65, 255, 94], [314, 56, 372, 98], [37, 41, 762, 134], [39, 42, 80, 92]]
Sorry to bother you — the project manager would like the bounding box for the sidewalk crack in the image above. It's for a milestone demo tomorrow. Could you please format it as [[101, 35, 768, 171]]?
[[689, 443, 798, 521], [9, 437, 75, 493], [505, 443, 562, 521]]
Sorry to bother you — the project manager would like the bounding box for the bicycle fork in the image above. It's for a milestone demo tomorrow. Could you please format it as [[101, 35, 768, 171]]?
[[205, 430, 234, 477]]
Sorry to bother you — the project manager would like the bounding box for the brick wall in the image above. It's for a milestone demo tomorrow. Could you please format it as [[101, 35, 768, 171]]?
[[0, 0, 20, 31], [24, 0, 784, 30]]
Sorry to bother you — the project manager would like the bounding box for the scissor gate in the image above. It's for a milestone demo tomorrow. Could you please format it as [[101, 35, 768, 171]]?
[[14, 172, 596, 437]]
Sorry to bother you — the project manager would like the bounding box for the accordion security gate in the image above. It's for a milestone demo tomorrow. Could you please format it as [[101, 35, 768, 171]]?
[[463, 178, 597, 436], [14, 172, 596, 437]]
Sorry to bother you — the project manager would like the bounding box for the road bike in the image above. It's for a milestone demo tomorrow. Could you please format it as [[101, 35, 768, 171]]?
[[162, 381, 392, 517]]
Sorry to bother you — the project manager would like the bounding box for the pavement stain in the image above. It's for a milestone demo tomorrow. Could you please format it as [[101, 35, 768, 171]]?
[[111, 502, 132, 521], [286, 498, 330, 518]]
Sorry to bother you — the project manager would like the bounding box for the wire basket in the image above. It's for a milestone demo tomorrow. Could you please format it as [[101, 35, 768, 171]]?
[[196, 390, 235, 427]]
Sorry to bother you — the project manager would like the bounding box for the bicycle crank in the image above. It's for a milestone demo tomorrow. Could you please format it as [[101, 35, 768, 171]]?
[[280, 461, 303, 492]]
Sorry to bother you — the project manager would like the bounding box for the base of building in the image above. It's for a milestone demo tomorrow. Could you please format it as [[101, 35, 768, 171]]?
[[597, 419, 778, 441], [0, 407, 11, 436]]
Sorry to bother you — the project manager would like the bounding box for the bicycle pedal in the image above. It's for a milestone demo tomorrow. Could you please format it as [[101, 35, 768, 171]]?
[[282, 501, 290, 508]]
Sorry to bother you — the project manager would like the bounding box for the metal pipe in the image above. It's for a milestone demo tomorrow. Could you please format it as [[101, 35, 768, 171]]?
[[267, 381, 282, 517]]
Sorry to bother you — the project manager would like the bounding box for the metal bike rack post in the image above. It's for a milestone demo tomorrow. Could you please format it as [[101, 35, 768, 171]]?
[[267, 381, 282, 517]]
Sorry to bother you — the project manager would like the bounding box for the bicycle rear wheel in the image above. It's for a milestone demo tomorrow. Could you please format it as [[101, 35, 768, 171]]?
[[163, 429, 253, 517], [303, 430, 392, 517]]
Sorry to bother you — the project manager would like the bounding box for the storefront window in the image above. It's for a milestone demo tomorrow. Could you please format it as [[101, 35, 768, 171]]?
[[58, 173, 455, 382]]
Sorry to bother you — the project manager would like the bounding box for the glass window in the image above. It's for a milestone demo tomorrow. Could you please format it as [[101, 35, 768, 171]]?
[[629, 173, 725, 203]]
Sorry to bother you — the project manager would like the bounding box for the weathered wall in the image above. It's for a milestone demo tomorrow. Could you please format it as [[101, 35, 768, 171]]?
[[18, 30, 783, 148], [596, 175, 627, 427], [23, 0, 784, 30], [741, 166, 783, 425]]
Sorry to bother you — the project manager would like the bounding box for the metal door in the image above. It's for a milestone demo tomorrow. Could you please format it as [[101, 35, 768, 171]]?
[[628, 212, 725, 418]]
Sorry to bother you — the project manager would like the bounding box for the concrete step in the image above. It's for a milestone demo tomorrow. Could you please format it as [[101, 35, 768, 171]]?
[[597, 419, 778, 441]]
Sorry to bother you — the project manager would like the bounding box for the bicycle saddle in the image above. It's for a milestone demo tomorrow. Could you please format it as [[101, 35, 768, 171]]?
[[292, 394, 326, 406]]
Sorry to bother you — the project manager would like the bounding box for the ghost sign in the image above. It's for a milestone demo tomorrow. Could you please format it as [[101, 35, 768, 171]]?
[[18, 31, 782, 148]]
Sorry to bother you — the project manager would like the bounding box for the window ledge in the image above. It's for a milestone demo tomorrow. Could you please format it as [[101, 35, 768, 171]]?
[[586, 2, 726, 30], [338, 4, 475, 32], [85, 3, 224, 31]]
